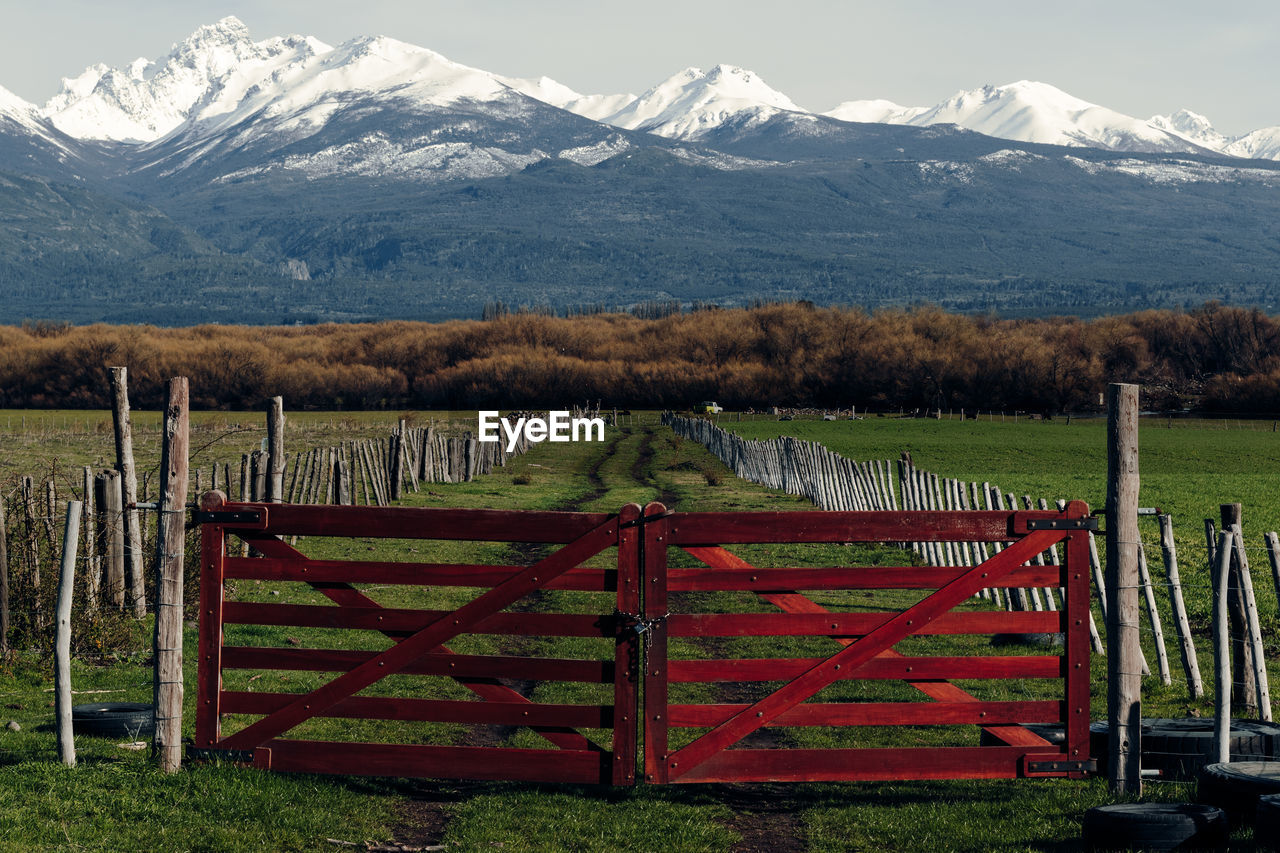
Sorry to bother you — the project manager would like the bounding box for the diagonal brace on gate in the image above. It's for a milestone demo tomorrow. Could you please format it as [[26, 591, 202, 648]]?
[[239, 534, 601, 751], [218, 516, 619, 750], [680, 545, 1056, 749], [665, 528, 1065, 779]]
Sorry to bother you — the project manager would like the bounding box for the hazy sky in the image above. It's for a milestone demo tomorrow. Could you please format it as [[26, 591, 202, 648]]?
[[2, 1, 1277, 136]]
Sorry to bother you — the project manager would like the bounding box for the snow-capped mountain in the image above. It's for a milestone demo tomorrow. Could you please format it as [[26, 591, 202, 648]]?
[[1149, 109, 1231, 151], [825, 81, 1206, 154], [1224, 126, 1280, 160], [597, 65, 803, 139], [44, 18, 331, 142]]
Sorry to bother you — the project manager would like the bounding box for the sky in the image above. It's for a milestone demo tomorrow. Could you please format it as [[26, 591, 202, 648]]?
[[2, 0, 1277, 136]]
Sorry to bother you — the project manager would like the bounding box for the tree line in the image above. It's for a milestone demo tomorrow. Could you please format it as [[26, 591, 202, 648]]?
[[1, 302, 1278, 413]]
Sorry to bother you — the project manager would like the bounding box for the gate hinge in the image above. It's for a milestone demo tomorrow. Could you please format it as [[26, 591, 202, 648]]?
[[191, 509, 265, 526], [1023, 756, 1096, 776], [1026, 517, 1098, 531]]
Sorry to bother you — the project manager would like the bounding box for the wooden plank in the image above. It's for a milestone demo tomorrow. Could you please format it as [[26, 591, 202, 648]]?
[[642, 502, 670, 785], [224, 502, 611, 542], [668, 655, 1062, 682], [1161, 514, 1203, 698], [223, 602, 612, 636], [224, 556, 616, 591], [613, 503, 641, 785], [221, 646, 612, 682], [217, 516, 619, 750], [222, 692, 613, 728], [667, 565, 1060, 591], [1064, 514, 1093, 774], [673, 746, 1065, 784], [668, 610, 1061, 638], [258, 739, 611, 784], [667, 700, 1061, 728], [667, 510, 1052, 544], [195, 491, 229, 748], [665, 528, 1066, 779], [153, 377, 189, 773]]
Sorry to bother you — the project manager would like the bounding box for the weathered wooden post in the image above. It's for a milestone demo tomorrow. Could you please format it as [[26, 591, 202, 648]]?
[[1106, 382, 1141, 795], [0, 496, 8, 655], [153, 377, 189, 773], [55, 500, 82, 767], [81, 466, 99, 611], [98, 471, 126, 610], [1221, 504, 1257, 716], [21, 477, 41, 628], [1159, 514, 1203, 698], [109, 366, 145, 618], [1213, 530, 1234, 763], [266, 396, 285, 503], [389, 428, 404, 501]]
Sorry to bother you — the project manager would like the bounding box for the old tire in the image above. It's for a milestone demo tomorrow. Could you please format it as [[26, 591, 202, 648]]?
[[1258, 794, 1280, 849], [71, 702, 154, 739], [1198, 761, 1280, 827], [1082, 803, 1227, 851], [1092, 718, 1280, 780]]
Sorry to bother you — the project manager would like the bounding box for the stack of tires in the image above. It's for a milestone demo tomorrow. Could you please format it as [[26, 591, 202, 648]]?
[[1090, 717, 1280, 780], [1198, 761, 1280, 844]]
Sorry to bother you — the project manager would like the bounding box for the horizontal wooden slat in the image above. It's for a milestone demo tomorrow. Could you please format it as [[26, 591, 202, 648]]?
[[666, 510, 1067, 544], [668, 655, 1062, 682], [671, 746, 1067, 783], [254, 739, 612, 783], [225, 557, 616, 591], [222, 692, 614, 729], [226, 502, 613, 543], [667, 700, 1061, 728], [668, 565, 1061, 591], [221, 647, 613, 683], [224, 602, 614, 637], [668, 610, 1061, 638]]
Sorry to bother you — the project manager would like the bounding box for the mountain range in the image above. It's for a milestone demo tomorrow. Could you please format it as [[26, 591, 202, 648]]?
[[1, 16, 1279, 325]]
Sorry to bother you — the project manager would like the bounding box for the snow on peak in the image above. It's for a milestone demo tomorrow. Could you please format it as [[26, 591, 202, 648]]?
[[502, 75, 635, 122], [824, 98, 927, 124], [824, 80, 1204, 154], [1225, 126, 1280, 160], [42, 17, 331, 142], [1149, 109, 1230, 150], [602, 64, 802, 139], [0, 83, 39, 123]]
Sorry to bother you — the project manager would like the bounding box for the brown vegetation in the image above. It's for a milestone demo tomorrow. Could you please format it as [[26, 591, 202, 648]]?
[[1, 302, 1278, 413]]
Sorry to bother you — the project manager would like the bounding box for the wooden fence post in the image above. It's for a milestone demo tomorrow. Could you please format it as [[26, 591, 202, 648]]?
[[21, 476, 41, 629], [266, 396, 285, 503], [81, 466, 99, 612], [153, 377, 189, 774], [1106, 382, 1141, 796], [109, 366, 145, 618], [55, 500, 82, 768], [1229, 523, 1271, 721], [0, 495, 8, 655], [98, 471, 126, 610], [1213, 530, 1234, 764], [1159, 514, 1203, 698], [1221, 504, 1257, 716]]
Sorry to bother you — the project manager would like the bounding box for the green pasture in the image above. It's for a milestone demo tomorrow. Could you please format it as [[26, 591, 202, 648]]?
[[0, 412, 1268, 850]]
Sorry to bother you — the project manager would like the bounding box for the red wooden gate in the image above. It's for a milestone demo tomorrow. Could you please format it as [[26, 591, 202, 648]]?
[[194, 492, 639, 784], [194, 495, 1093, 785], [641, 501, 1094, 783]]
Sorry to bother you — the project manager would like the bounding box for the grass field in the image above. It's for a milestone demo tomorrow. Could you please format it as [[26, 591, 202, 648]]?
[[0, 411, 1270, 851]]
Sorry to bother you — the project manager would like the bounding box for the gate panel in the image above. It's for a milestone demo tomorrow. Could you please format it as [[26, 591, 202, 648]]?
[[647, 501, 1093, 784], [194, 493, 639, 784]]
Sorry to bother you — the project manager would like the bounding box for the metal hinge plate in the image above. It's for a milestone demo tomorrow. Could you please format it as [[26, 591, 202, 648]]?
[[191, 509, 265, 527], [1024, 757, 1096, 776], [1026, 518, 1099, 531]]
